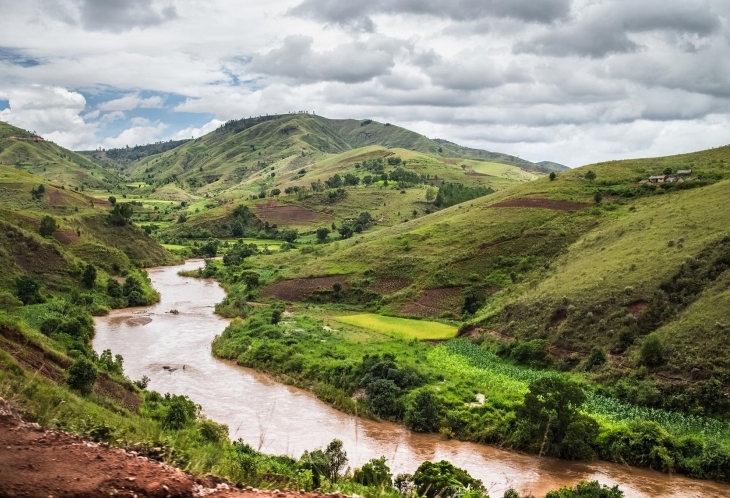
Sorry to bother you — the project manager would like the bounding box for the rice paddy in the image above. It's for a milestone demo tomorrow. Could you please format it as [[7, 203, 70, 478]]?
[[335, 313, 458, 340]]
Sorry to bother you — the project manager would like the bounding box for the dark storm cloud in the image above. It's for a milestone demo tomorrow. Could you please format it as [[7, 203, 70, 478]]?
[[516, 0, 722, 58], [288, 0, 572, 32], [68, 0, 178, 33], [249, 35, 402, 83]]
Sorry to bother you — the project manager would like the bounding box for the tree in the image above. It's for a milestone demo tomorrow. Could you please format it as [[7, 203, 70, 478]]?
[[280, 228, 298, 243], [545, 480, 624, 498], [232, 219, 245, 237], [14, 276, 42, 305], [516, 377, 595, 458], [108, 195, 117, 205], [663, 167, 673, 175], [39, 216, 58, 237], [549, 172, 557, 181], [31, 184, 45, 199], [338, 224, 353, 239], [316, 227, 330, 242], [109, 203, 133, 226], [586, 348, 606, 370], [425, 186, 437, 202], [324, 439, 349, 483], [641, 333, 665, 367], [412, 461, 484, 498], [82, 264, 97, 288], [594, 191, 603, 204], [365, 379, 401, 418], [271, 188, 281, 196], [67, 358, 97, 395], [107, 278, 122, 298], [405, 389, 442, 433], [353, 457, 392, 488], [584, 170, 596, 182]]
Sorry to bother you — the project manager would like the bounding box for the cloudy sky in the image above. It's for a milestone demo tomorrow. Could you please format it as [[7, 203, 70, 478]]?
[[1, 0, 729, 166]]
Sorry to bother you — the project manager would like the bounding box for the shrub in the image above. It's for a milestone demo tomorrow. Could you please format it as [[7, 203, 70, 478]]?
[[14, 276, 43, 305], [82, 264, 97, 288], [640, 334, 665, 367], [405, 390, 442, 433], [353, 457, 392, 488], [0, 291, 23, 311], [67, 358, 97, 395], [39, 216, 58, 237], [413, 460, 484, 498], [545, 480, 623, 498]]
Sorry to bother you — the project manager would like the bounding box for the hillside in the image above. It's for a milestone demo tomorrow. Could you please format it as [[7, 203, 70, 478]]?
[[78, 138, 191, 171], [116, 114, 547, 196], [239, 143, 730, 409], [0, 121, 122, 190]]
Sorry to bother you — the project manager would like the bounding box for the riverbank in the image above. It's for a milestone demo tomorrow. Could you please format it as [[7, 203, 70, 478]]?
[[91, 261, 730, 498]]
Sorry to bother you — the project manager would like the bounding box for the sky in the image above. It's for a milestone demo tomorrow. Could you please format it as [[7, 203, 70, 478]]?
[[1, 0, 729, 167]]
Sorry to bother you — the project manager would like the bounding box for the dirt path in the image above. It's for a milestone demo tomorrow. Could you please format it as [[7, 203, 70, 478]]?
[[0, 399, 342, 498]]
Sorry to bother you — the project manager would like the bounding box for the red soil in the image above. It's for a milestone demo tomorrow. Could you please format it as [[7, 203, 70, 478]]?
[[0, 398, 353, 498], [255, 201, 326, 226], [628, 300, 649, 316], [53, 229, 80, 245], [261, 276, 350, 302], [400, 287, 463, 318], [490, 198, 589, 211], [369, 277, 412, 295]]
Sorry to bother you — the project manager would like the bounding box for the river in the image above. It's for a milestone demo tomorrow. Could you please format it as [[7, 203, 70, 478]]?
[[93, 260, 729, 498]]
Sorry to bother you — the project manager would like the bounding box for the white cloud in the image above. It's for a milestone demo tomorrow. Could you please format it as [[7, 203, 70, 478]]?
[[170, 118, 225, 140], [100, 110, 125, 122], [98, 93, 165, 111], [101, 122, 168, 149]]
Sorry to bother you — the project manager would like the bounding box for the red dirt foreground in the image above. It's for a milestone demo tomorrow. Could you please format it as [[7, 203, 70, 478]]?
[[0, 398, 350, 498], [490, 198, 589, 211]]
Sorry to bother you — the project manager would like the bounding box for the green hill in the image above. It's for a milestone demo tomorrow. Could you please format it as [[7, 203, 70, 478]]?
[[0, 122, 122, 190], [78, 138, 191, 171], [536, 160, 570, 172], [239, 143, 730, 405]]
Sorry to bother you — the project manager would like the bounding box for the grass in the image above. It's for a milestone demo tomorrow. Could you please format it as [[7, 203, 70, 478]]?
[[334, 314, 457, 340]]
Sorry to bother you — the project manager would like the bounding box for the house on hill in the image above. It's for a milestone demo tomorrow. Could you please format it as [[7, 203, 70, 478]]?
[[649, 175, 667, 183]]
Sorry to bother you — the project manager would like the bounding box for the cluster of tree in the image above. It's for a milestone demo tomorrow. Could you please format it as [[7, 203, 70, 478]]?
[[434, 182, 494, 208], [109, 203, 134, 226], [39, 215, 58, 237], [30, 183, 45, 200], [106, 272, 157, 307]]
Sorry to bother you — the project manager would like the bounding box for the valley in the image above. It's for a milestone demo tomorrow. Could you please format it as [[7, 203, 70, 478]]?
[[1, 114, 730, 498]]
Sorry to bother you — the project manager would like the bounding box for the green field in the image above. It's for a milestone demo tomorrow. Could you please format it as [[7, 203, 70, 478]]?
[[335, 314, 457, 340]]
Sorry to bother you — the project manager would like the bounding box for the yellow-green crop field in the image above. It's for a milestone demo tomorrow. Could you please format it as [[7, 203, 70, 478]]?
[[335, 314, 457, 340]]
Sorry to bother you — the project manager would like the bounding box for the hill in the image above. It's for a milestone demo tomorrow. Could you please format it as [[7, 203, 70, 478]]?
[[237, 143, 730, 410], [0, 121, 122, 190], [536, 160, 570, 172], [115, 114, 547, 195], [78, 138, 191, 171]]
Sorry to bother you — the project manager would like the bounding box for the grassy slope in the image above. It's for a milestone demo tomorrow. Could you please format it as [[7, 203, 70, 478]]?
[[248, 144, 730, 380], [0, 122, 121, 189]]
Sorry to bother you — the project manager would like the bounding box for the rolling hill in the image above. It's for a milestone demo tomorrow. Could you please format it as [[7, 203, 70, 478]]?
[[0, 122, 121, 190], [242, 142, 730, 406]]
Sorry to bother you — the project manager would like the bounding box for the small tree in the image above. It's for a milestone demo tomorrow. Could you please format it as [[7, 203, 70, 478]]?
[[108, 196, 117, 205], [584, 170, 596, 182], [549, 172, 557, 181], [67, 358, 97, 395], [641, 333, 665, 367], [594, 191, 603, 204], [39, 216, 58, 237], [82, 264, 97, 288], [316, 227, 330, 242], [14, 276, 42, 305], [425, 186, 437, 202], [325, 439, 348, 483], [338, 225, 353, 239], [353, 457, 392, 488], [271, 188, 281, 196], [413, 461, 484, 498]]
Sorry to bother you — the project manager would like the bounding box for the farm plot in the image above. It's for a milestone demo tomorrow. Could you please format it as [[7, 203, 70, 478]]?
[[335, 314, 457, 340]]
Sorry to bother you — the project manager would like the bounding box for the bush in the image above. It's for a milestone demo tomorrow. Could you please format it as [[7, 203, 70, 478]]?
[[413, 460, 485, 498], [82, 264, 97, 288], [545, 480, 623, 498], [67, 358, 97, 395], [39, 216, 58, 237], [405, 389, 442, 433], [353, 456, 392, 488], [14, 275, 43, 305], [640, 334, 665, 367], [0, 291, 23, 311]]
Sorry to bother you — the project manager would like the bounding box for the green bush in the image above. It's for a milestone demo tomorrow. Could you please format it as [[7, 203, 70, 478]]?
[[353, 456, 392, 487], [545, 480, 623, 498], [413, 460, 485, 498], [67, 358, 97, 395]]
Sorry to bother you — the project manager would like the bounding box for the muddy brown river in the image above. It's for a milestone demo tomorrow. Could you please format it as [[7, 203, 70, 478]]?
[[93, 261, 730, 498]]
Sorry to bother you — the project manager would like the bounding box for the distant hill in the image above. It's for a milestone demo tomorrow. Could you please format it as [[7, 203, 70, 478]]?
[[536, 160, 570, 172], [0, 121, 121, 189], [78, 139, 192, 170]]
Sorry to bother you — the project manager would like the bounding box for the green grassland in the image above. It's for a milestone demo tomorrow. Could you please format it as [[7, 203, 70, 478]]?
[[0, 122, 121, 190], [335, 314, 457, 340]]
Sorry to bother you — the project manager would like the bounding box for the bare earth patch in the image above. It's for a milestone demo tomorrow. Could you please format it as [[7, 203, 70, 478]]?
[[261, 275, 350, 302], [628, 300, 649, 316], [255, 200, 328, 226], [53, 229, 81, 245], [370, 277, 412, 294], [491, 198, 589, 211], [400, 287, 464, 317]]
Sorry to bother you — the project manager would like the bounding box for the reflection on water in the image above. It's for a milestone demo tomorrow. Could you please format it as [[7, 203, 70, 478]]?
[[93, 260, 728, 498]]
